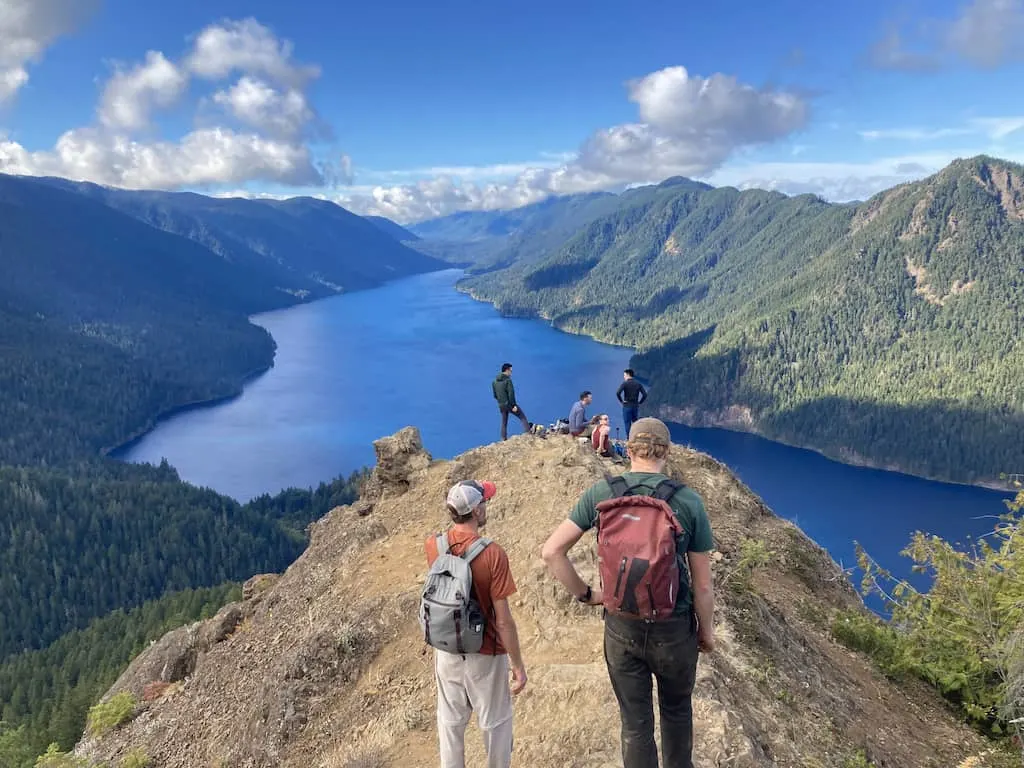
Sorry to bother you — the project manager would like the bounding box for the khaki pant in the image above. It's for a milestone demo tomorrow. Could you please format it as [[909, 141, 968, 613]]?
[[434, 651, 514, 768]]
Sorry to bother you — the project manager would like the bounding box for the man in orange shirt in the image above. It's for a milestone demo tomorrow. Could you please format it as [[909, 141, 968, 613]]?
[[424, 480, 528, 768]]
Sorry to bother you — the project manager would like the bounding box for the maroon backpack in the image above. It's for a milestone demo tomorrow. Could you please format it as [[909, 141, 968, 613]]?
[[595, 475, 686, 620]]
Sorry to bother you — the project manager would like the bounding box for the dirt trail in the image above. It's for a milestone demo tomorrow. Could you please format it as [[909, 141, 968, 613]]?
[[76, 428, 994, 768]]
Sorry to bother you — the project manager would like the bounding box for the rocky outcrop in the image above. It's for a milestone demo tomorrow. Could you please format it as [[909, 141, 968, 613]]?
[[75, 429, 995, 768]]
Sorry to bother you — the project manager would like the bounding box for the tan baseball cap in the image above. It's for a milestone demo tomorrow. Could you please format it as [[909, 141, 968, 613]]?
[[628, 417, 671, 446]]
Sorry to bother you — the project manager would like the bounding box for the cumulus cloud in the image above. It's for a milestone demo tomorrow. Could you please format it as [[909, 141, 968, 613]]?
[[99, 51, 189, 131], [0, 16, 334, 190], [345, 65, 810, 222], [186, 18, 319, 87], [211, 76, 313, 138], [0, 0, 98, 101], [870, 0, 1024, 70], [0, 126, 321, 188]]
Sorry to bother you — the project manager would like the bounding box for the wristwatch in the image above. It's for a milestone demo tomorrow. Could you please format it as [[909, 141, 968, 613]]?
[[577, 585, 592, 603]]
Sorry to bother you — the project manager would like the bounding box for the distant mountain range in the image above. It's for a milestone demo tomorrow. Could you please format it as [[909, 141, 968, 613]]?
[[414, 156, 1024, 487], [0, 173, 443, 466]]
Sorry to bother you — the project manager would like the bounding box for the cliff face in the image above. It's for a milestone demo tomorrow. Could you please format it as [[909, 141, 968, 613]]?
[[75, 429, 992, 767]]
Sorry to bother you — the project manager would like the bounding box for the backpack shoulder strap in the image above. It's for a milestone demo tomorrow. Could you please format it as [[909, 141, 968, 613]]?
[[435, 532, 451, 556], [652, 478, 685, 502], [462, 537, 491, 564], [605, 473, 631, 498]]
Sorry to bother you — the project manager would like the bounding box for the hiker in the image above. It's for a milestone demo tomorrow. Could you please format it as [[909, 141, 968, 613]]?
[[616, 369, 648, 438], [492, 363, 531, 441], [569, 391, 593, 437], [591, 413, 613, 456], [421, 480, 528, 768], [540, 417, 716, 768]]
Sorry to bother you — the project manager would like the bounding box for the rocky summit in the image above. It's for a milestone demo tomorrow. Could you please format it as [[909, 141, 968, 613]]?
[[74, 428, 994, 767]]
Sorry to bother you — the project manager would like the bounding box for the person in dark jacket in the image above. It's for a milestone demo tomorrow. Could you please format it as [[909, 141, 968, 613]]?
[[492, 363, 531, 440], [616, 368, 648, 438]]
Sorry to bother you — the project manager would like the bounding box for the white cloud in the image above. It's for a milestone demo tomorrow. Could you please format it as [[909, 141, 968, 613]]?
[[971, 116, 1024, 140], [345, 65, 810, 222], [98, 51, 189, 131], [212, 75, 313, 138], [858, 117, 1024, 143], [0, 17, 335, 191], [186, 18, 319, 87], [0, 127, 321, 188], [0, 0, 98, 102], [947, 0, 1024, 67], [866, 29, 941, 72], [860, 127, 972, 141], [709, 148, 1024, 203], [870, 0, 1024, 70]]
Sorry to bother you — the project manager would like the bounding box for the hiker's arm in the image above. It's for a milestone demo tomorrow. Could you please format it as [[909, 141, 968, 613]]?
[[541, 520, 599, 603], [492, 598, 527, 692], [688, 551, 716, 650], [615, 381, 625, 403]]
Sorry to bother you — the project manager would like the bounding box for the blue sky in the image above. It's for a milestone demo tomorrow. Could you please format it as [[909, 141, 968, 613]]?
[[1, 0, 1023, 221]]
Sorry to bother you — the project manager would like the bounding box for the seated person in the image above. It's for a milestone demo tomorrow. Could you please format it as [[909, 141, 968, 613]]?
[[590, 413, 612, 456], [569, 391, 592, 437]]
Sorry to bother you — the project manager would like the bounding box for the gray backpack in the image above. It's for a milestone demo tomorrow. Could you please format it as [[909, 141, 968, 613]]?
[[420, 534, 491, 654]]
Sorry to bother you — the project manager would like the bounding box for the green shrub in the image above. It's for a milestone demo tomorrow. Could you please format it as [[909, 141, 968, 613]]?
[[85, 692, 136, 738], [120, 748, 149, 768], [853, 489, 1024, 749], [34, 743, 89, 767]]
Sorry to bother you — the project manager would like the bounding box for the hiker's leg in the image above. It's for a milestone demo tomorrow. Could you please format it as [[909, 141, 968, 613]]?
[[500, 408, 510, 441], [598, 425, 612, 455], [603, 616, 657, 768], [647, 614, 699, 768], [515, 406, 530, 433], [464, 653, 514, 768], [435, 651, 472, 768], [623, 405, 638, 437]]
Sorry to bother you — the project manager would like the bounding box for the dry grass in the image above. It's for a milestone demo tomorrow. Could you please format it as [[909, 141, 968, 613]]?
[[75, 428, 994, 768]]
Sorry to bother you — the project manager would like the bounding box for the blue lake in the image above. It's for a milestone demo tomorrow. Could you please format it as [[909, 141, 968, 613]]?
[[117, 268, 1015, 581]]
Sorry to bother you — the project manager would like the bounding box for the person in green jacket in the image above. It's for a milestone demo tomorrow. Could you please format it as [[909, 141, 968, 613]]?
[[492, 363, 531, 440]]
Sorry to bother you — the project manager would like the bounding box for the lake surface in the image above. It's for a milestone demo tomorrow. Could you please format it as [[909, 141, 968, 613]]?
[[118, 269, 1014, 581]]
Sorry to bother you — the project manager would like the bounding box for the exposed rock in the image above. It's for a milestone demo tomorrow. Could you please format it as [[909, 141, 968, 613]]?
[[361, 426, 433, 501], [75, 429, 996, 768], [353, 499, 375, 517], [243, 573, 280, 602]]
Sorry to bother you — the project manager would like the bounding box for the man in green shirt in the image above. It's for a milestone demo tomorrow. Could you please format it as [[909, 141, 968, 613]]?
[[541, 417, 716, 768]]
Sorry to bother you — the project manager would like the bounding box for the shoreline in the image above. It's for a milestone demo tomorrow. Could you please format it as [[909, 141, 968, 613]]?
[[102, 267, 455, 462], [657, 405, 1015, 494], [102, 364, 274, 459], [459, 282, 1016, 494]]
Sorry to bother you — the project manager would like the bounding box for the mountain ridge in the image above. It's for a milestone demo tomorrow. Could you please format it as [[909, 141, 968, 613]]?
[[451, 155, 1024, 488], [70, 428, 995, 768]]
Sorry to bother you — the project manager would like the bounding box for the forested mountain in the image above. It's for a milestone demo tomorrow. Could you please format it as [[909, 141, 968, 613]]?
[[0, 584, 240, 758], [405, 191, 625, 271], [363, 215, 421, 241], [457, 157, 1024, 485], [35, 177, 443, 298], [0, 174, 388, 759]]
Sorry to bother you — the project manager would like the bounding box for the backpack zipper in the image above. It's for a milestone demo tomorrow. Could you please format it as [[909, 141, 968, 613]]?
[[613, 557, 627, 598]]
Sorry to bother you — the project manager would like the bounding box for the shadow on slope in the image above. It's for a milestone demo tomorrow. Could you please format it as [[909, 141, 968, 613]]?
[[73, 428, 990, 768], [633, 336, 1024, 486]]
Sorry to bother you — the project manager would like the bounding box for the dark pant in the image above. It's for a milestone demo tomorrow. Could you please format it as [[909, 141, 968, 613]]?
[[622, 404, 640, 437], [603, 611, 699, 768], [499, 406, 529, 440]]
